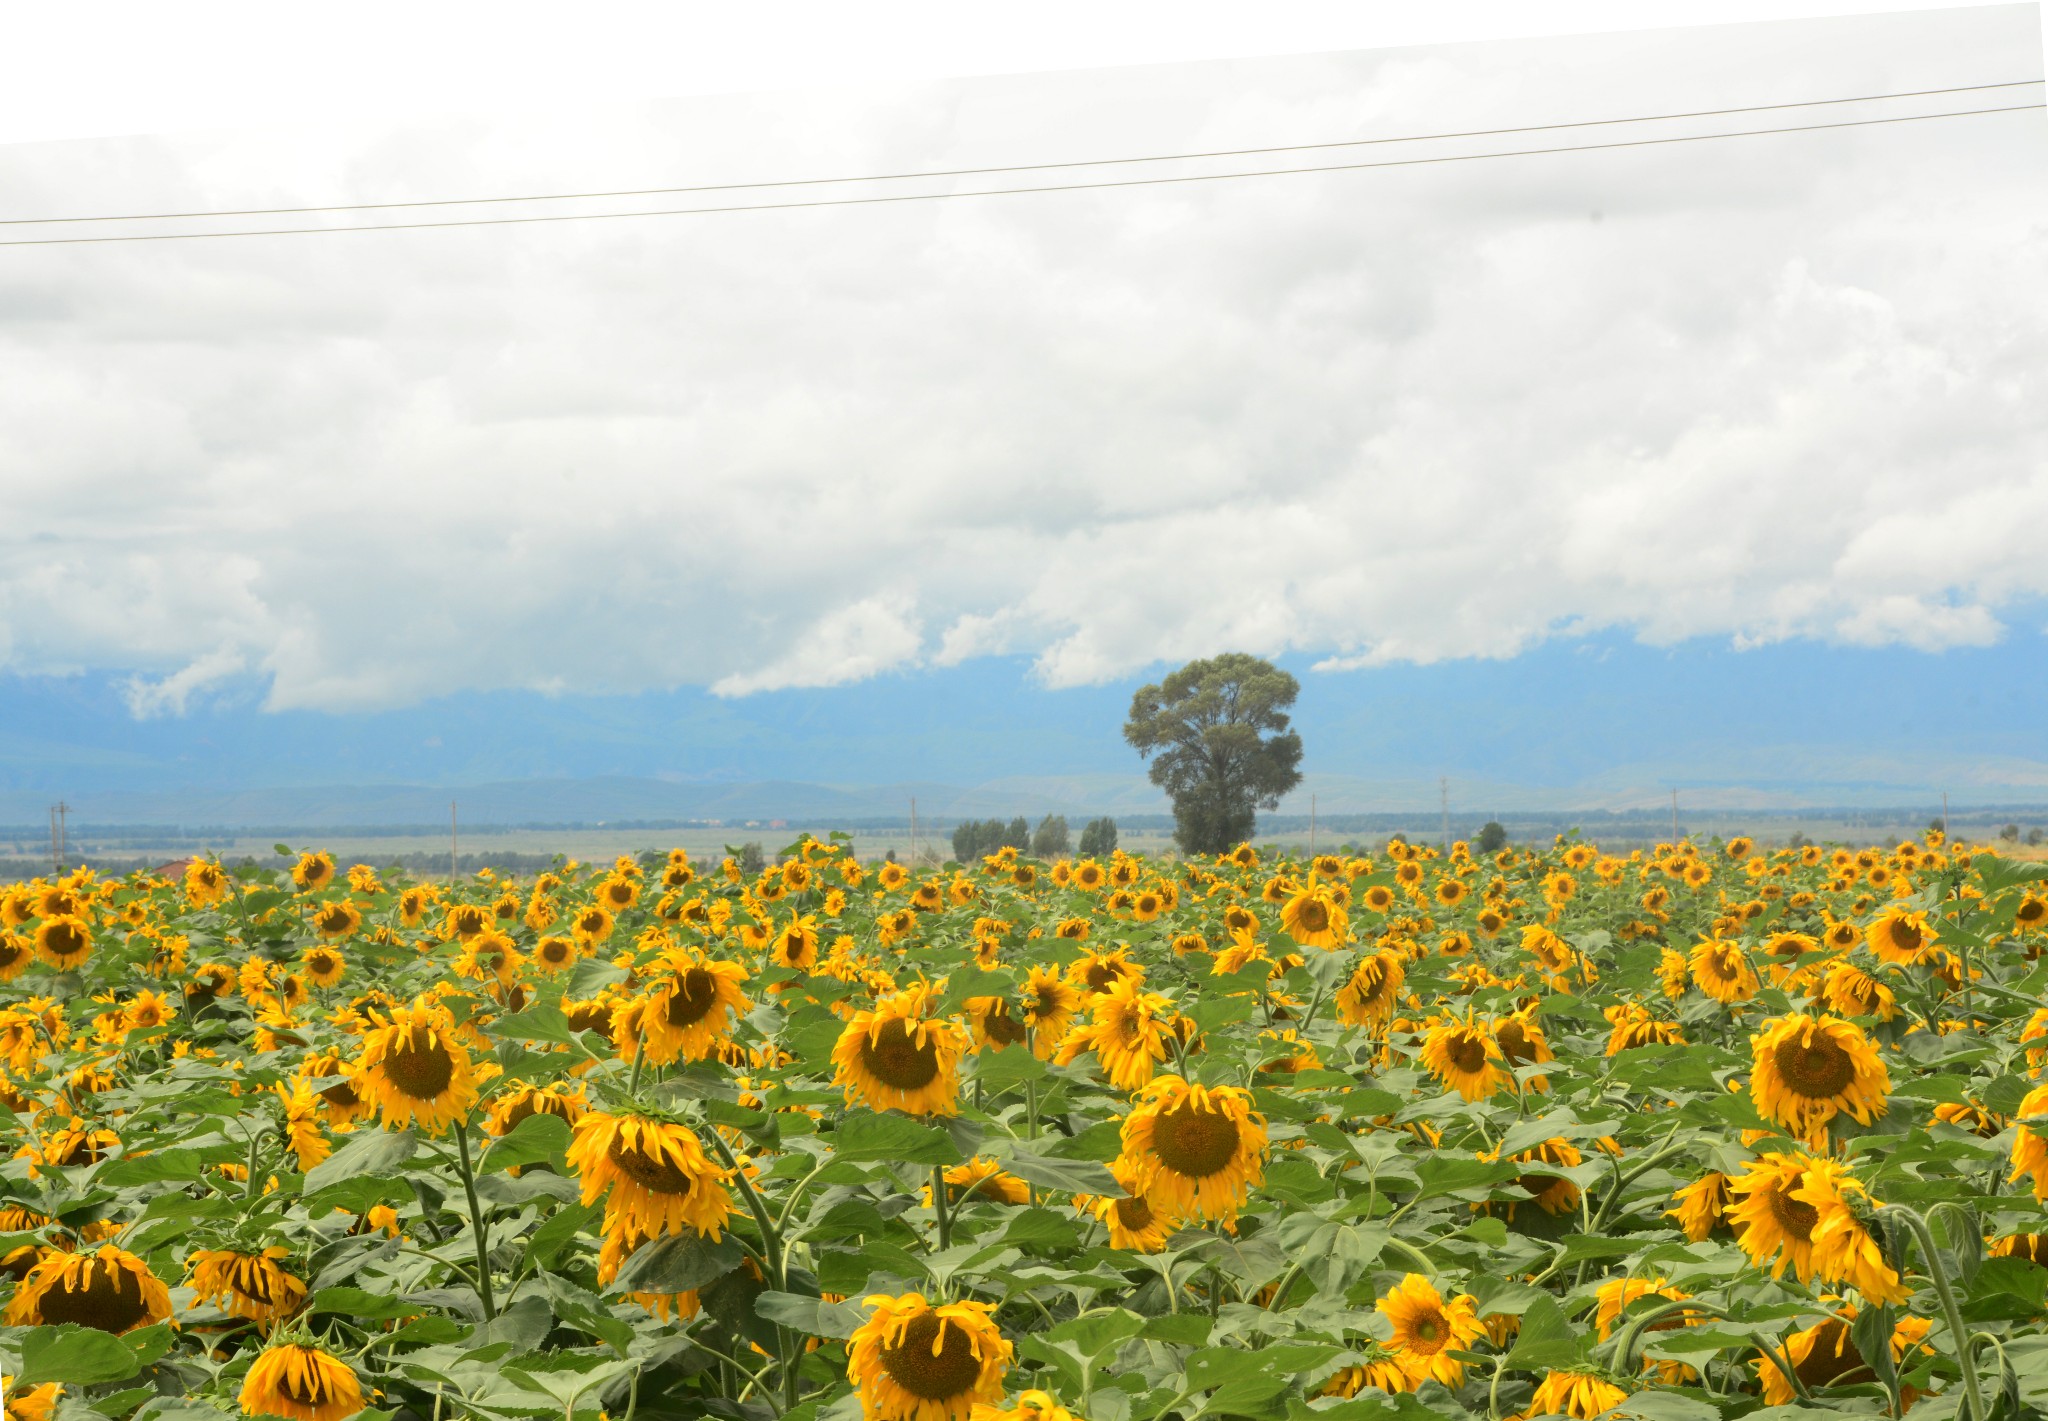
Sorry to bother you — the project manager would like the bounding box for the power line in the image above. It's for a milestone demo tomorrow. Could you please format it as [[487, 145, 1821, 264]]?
[[6, 77, 2039, 229], [0, 100, 2037, 249]]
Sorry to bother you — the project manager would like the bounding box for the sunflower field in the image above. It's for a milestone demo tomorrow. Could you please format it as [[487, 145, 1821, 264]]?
[[4, 831, 2048, 1421]]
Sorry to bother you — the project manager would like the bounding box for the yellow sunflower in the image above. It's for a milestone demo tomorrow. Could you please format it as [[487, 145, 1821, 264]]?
[[636, 956, 750, 1065], [1820, 961, 1898, 1022], [832, 986, 968, 1117], [1522, 1371, 1628, 1420], [926, 1157, 1030, 1208], [1053, 975, 1173, 1092], [5, 1245, 171, 1332], [188, 1246, 307, 1323], [1757, 1314, 1933, 1406], [1375, 1273, 1486, 1387], [238, 1342, 365, 1421], [2009, 1083, 2048, 1199], [33, 915, 92, 970], [486, 1082, 586, 1138], [1279, 887, 1348, 949], [970, 1391, 1085, 1421], [350, 1003, 481, 1134], [1066, 946, 1140, 995], [1335, 950, 1405, 1027], [453, 931, 523, 986], [1727, 1152, 1905, 1301], [1419, 1016, 1510, 1101], [1118, 1074, 1267, 1223], [1867, 908, 1936, 965], [568, 1111, 734, 1238], [1750, 1013, 1889, 1145], [300, 946, 346, 989], [1076, 1158, 1175, 1252], [1667, 1172, 1732, 1240], [963, 997, 1030, 1054], [848, 1293, 1011, 1421], [1689, 938, 1758, 1004]]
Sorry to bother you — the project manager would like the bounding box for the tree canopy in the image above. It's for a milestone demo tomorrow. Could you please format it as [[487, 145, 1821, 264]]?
[[1123, 653, 1304, 856]]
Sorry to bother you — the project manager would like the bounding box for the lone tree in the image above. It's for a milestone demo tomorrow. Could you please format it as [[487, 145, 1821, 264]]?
[[1124, 653, 1305, 856]]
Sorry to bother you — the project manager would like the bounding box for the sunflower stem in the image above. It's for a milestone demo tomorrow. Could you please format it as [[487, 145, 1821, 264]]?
[[1879, 1203, 1985, 1421], [451, 1118, 497, 1321], [931, 1163, 954, 1253], [240, 1122, 264, 1202], [626, 1033, 648, 1098]]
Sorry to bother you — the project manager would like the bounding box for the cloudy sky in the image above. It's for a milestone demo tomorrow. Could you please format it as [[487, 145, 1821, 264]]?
[[2, 5, 2044, 808]]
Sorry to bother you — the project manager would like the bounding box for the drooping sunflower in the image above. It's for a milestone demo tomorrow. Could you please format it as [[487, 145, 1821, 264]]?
[[188, 1246, 307, 1323], [2009, 1083, 2048, 1199], [1756, 1314, 1933, 1407], [1750, 1013, 1889, 1145], [1523, 1371, 1629, 1420], [1118, 1074, 1267, 1223], [847, 1292, 1012, 1421], [569, 1111, 733, 1239], [291, 852, 336, 892], [636, 956, 750, 1065], [1689, 937, 1758, 1004], [273, 1080, 331, 1172], [310, 901, 361, 941], [184, 858, 232, 908], [33, 915, 92, 970], [1335, 950, 1405, 1027], [486, 1082, 586, 1140], [1053, 975, 1173, 1092], [771, 915, 821, 971], [453, 931, 523, 986], [1066, 946, 1140, 996], [238, 1342, 365, 1421], [1375, 1273, 1486, 1387], [970, 1390, 1086, 1421], [1419, 1016, 1510, 1101], [5, 1245, 171, 1332], [1820, 961, 1898, 1022], [350, 1003, 480, 1135], [1727, 1152, 1905, 1300], [832, 986, 968, 1117], [1667, 1172, 1732, 1240]]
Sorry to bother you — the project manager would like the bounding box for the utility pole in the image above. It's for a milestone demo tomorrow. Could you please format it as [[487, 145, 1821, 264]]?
[[1670, 789, 1679, 844], [450, 801, 458, 882], [1439, 778, 1450, 851], [49, 802, 68, 876], [1941, 791, 1949, 836]]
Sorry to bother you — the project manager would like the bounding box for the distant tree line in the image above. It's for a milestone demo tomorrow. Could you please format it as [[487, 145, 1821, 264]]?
[[945, 815, 1116, 862]]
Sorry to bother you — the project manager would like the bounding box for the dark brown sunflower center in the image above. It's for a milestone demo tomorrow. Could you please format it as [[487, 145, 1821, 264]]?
[[320, 1080, 360, 1108], [1084, 962, 1126, 991], [1888, 922, 1923, 954], [381, 1032, 455, 1101], [1150, 1100, 1242, 1179], [880, 1312, 984, 1400], [1768, 1186, 1820, 1242], [37, 1258, 149, 1332], [1793, 1321, 1869, 1389], [541, 942, 571, 963], [568, 1006, 615, 1041], [1295, 901, 1329, 933], [2010, 1235, 2048, 1265], [1448, 1035, 1490, 1075], [1497, 1022, 1538, 1064], [860, 1018, 941, 1090], [277, 1351, 341, 1404], [606, 1137, 696, 1196], [44, 924, 88, 958], [1772, 1031, 1857, 1100], [1114, 1195, 1154, 1231], [664, 969, 720, 1029], [2020, 902, 2047, 925], [981, 1007, 1027, 1046], [0, 940, 23, 967]]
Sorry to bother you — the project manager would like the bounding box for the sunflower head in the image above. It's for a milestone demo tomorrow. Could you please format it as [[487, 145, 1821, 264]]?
[[832, 987, 967, 1117], [1117, 1074, 1267, 1223], [5, 1245, 170, 1333], [351, 1003, 480, 1135], [568, 1111, 734, 1239], [848, 1293, 1011, 1421], [238, 1342, 365, 1421]]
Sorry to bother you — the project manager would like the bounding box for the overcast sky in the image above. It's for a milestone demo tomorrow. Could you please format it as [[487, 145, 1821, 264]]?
[[1, 5, 2043, 733]]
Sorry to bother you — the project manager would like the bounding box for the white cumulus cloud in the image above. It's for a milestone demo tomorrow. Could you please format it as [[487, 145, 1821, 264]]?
[[0, 6, 2042, 713]]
